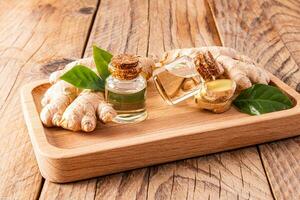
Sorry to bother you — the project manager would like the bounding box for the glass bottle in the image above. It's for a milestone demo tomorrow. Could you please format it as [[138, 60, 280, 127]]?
[[105, 54, 147, 123], [153, 51, 221, 105]]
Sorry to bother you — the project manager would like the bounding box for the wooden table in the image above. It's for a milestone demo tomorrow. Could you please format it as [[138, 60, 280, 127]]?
[[0, 0, 299, 199]]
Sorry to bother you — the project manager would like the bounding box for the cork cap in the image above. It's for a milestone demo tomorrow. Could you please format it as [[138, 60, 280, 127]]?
[[109, 54, 141, 80], [194, 51, 221, 81]]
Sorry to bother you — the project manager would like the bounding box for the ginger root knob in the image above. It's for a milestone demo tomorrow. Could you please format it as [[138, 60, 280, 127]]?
[[195, 79, 236, 113], [201, 79, 236, 102], [195, 96, 233, 113], [138, 57, 156, 80]]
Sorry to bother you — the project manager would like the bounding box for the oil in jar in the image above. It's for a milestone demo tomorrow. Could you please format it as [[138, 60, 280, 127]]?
[[105, 54, 147, 123]]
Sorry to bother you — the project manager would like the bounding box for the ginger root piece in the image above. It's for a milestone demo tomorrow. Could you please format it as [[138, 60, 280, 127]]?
[[194, 79, 236, 113], [41, 56, 119, 132], [158, 46, 270, 90], [138, 56, 156, 80], [201, 79, 236, 102], [216, 55, 269, 90], [40, 80, 80, 127], [59, 91, 116, 132], [194, 51, 223, 81], [159, 46, 252, 66], [195, 95, 232, 113], [98, 102, 117, 123]]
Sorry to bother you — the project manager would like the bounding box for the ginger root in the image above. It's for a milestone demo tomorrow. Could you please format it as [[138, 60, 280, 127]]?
[[201, 79, 236, 102], [216, 55, 270, 90], [98, 102, 117, 123], [194, 51, 223, 81], [59, 91, 116, 132], [195, 79, 236, 113], [40, 80, 80, 127], [159, 46, 270, 90], [138, 56, 156, 80], [40, 56, 119, 132], [195, 95, 233, 113]]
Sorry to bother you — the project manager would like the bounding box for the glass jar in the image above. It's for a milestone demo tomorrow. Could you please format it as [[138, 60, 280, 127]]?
[[153, 51, 221, 105], [105, 54, 147, 123]]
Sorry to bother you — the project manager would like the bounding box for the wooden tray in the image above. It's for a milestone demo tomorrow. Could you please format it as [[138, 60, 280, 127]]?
[[21, 73, 300, 183]]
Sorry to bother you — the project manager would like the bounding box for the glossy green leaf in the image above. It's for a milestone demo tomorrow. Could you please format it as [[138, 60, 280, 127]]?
[[60, 65, 104, 91], [233, 84, 293, 115], [93, 45, 112, 80]]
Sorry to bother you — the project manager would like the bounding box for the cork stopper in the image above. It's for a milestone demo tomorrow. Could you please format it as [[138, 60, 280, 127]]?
[[194, 51, 221, 81], [109, 54, 141, 80]]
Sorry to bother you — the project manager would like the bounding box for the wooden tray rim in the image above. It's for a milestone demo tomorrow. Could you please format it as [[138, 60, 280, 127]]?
[[21, 73, 300, 159]]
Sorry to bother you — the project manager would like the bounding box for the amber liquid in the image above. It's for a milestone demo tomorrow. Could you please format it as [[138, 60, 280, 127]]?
[[153, 67, 202, 105], [106, 88, 147, 123]]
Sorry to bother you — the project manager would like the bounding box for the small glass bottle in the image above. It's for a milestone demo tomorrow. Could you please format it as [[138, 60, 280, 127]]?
[[105, 54, 147, 123], [153, 51, 221, 105]]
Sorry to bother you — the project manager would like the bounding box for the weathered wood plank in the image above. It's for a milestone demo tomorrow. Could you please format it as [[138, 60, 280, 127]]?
[[40, 0, 150, 199], [85, 0, 149, 56], [148, 148, 272, 200], [259, 1, 300, 199], [259, 138, 300, 200], [146, 0, 272, 199], [208, 0, 300, 199], [40, 179, 97, 200], [147, 0, 220, 54], [95, 169, 150, 200], [90, 0, 150, 198], [262, 0, 300, 68], [0, 0, 98, 199], [208, 0, 300, 89], [41, 0, 273, 199]]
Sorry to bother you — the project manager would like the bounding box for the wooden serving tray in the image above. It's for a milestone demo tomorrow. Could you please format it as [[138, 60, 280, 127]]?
[[21, 73, 300, 183]]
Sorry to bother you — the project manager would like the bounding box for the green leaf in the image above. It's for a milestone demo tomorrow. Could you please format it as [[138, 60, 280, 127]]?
[[60, 65, 105, 91], [233, 84, 293, 115], [93, 45, 112, 80]]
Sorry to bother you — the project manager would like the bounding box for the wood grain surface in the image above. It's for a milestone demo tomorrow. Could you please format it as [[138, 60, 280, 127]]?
[[1, 0, 299, 199], [208, 0, 300, 199], [40, 0, 150, 199], [147, 0, 272, 199], [0, 0, 98, 199], [262, 0, 300, 67], [147, 148, 272, 200], [260, 0, 300, 199], [39, 0, 274, 199]]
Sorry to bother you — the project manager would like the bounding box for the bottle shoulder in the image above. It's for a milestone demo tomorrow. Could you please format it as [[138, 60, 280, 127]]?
[[106, 75, 147, 93]]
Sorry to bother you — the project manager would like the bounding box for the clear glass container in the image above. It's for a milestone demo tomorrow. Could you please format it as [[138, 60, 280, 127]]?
[[105, 74, 147, 123], [153, 55, 203, 105]]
